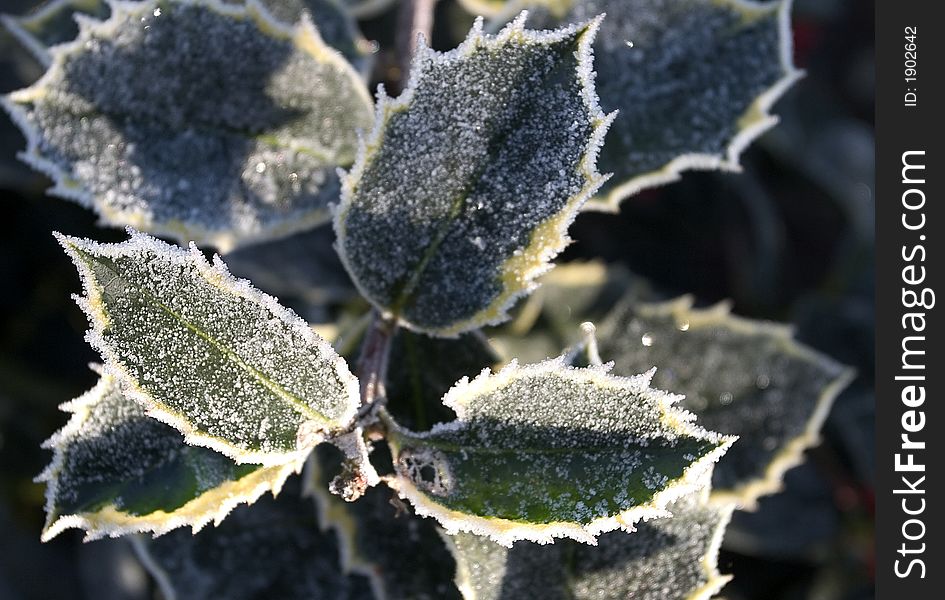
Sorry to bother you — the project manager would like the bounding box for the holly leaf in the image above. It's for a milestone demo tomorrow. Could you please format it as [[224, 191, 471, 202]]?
[[384, 357, 733, 546], [445, 494, 733, 600], [38, 372, 301, 541], [3, 0, 373, 250], [335, 14, 613, 336], [57, 230, 360, 466], [497, 0, 799, 210], [596, 296, 854, 507], [133, 480, 374, 600]]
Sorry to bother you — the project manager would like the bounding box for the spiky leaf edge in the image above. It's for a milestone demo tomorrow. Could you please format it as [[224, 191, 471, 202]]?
[[333, 12, 615, 337], [2, 0, 374, 252], [489, 0, 801, 212], [38, 372, 304, 542], [384, 357, 735, 547], [442, 496, 736, 600], [636, 296, 855, 509], [55, 229, 361, 467]]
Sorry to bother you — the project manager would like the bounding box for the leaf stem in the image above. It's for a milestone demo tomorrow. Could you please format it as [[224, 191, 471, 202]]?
[[395, 0, 436, 91], [356, 311, 396, 409]]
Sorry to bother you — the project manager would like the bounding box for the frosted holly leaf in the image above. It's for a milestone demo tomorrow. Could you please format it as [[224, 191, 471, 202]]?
[[334, 14, 614, 337], [384, 357, 734, 546], [445, 494, 733, 600], [38, 372, 303, 541], [306, 446, 460, 600], [56, 230, 361, 466], [3, 0, 374, 251], [386, 330, 500, 430], [596, 296, 855, 507], [504, 0, 799, 210], [133, 480, 374, 600], [1, 0, 108, 66]]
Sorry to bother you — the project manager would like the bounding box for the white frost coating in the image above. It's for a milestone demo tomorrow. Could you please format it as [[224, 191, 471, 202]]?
[[490, 0, 801, 211], [597, 295, 855, 509], [584, 0, 802, 211], [333, 11, 616, 336], [386, 357, 735, 547], [4, 0, 373, 251], [55, 228, 361, 467], [37, 372, 304, 542]]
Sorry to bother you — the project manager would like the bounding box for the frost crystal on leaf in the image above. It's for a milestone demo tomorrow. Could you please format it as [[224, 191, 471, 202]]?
[[505, 0, 800, 210], [385, 357, 733, 546], [335, 14, 614, 336], [3, 0, 373, 250], [57, 230, 360, 466], [445, 494, 733, 600], [38, 372, 302, 541], [596, 296, 854, 507]]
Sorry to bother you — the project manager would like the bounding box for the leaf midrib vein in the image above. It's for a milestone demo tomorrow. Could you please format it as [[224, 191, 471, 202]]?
[[85, 249, 333, 426]]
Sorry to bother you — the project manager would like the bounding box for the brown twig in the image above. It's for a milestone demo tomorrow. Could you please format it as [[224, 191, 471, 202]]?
[[394, 0, 436, 92], [356, 311, 395, 409]]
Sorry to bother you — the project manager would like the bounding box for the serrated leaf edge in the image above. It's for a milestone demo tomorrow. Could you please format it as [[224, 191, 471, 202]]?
[[55, 229, 361, 467], [577, 0, 803, 212], [386, 357, 735, 547], [37, 373, 305, 542], [334, 12, 615, 337], [442, 497, 736, 600], [686, 499, 735, 600], [628, 295, 856, 509], [2, 0, 373, 251]]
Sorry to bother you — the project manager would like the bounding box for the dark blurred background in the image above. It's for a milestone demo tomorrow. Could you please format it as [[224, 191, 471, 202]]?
[[0, 0, 874, 598]]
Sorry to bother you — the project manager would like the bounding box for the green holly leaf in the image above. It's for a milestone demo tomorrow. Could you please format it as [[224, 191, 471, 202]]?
[[445, 494, 733, 600], [3, 0, 373, 250], [496, 0, 799, 210], [385, 357, 733, 545], [335, 14, 613, 336], [38, 372, 302, 541], [133, 480, 374, 600], [57, 230, 360, 466], [596, 296, 854, 507]]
